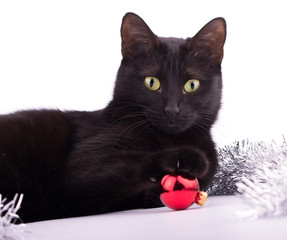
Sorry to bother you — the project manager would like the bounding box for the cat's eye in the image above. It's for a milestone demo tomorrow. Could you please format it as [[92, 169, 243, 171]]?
[[184, 79, 200, 93], [144, 76, 161, 91]]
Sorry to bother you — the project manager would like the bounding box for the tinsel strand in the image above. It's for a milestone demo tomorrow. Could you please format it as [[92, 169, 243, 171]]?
[[208, 140, 287, 219], [0, 194, 26, 240]]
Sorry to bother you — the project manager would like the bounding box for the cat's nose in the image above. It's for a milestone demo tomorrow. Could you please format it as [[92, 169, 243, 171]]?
[[164, 105, 180, 116]]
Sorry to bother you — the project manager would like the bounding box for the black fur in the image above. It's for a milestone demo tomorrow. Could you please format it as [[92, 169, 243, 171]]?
[[0, 13, 226, 222]]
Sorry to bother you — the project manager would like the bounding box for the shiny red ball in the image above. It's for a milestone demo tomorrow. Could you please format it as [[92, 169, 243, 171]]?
[[160, 174, 200, 210]]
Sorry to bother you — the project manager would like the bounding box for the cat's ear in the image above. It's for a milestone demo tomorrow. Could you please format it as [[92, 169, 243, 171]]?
[[121, 12, 158, 58], [188, 18, 226, 64]]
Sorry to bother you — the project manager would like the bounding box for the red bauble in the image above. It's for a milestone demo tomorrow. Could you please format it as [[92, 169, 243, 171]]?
[[160, 174, 200, 210]]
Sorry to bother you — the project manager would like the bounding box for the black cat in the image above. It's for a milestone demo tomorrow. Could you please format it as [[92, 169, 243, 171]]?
[[0, 12, 226, 222]]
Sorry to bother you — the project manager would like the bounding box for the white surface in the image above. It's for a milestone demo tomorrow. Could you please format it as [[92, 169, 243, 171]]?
[[23, 196, 287, 240]]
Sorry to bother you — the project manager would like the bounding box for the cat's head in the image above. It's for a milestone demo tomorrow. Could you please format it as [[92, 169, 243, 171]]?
[[113, 13, 226, 135]]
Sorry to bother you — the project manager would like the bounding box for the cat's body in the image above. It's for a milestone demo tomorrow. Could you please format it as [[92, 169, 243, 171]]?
[[0, 13, 226, 222]]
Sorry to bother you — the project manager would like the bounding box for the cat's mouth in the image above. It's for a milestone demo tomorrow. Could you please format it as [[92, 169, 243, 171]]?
[[144, 109, 193, 135], [149, 119, 191, 135], [166, 123, 178, 128], [161, 122, 190, 135]]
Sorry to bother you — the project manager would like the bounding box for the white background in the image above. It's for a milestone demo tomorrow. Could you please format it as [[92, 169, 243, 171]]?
[[1, 0, 287, 146]]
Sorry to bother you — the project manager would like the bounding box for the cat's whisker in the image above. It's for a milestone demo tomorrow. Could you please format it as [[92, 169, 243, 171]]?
[[109, 101, 148, 111], [126, 119, 150, 135], [110, 103, 149, 121], [134, 122, 151, 137], [112, 113, 146, 128], [113, 119, 149, 146], [110, 106, 141, 119], [102, 111, 146, 132], [192, 119, 214, 138]]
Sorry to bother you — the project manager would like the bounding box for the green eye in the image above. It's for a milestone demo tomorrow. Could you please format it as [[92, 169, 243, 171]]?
[[144, 76, 160, 91], [184, 79, 200, 93]]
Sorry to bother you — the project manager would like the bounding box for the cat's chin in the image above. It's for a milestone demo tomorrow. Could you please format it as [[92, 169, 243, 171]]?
[[155, 123, 190, 135]]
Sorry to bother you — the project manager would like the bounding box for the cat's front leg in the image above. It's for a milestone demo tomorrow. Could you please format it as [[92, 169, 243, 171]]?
[[146, 146, 216, 189]]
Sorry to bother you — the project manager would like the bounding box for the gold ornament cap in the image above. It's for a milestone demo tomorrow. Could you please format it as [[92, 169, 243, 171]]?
[[195, 191, 208, 206]]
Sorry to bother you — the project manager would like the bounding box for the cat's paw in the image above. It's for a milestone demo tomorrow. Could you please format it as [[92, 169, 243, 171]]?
[[148, 146, 209, 182], [176, 146, 209, 178]]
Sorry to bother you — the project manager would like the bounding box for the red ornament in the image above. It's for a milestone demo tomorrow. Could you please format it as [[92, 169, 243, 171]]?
[[160, 174, 208, 210]]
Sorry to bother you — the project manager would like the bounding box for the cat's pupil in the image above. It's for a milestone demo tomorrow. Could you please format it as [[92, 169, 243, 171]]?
[[190, 81, 195, 89], [150, 78, 154, 87]]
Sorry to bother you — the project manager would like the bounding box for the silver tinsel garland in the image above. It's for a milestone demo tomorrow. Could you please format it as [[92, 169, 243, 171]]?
[[0, 194, 26, 240], [208, 139, 287, 219]]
